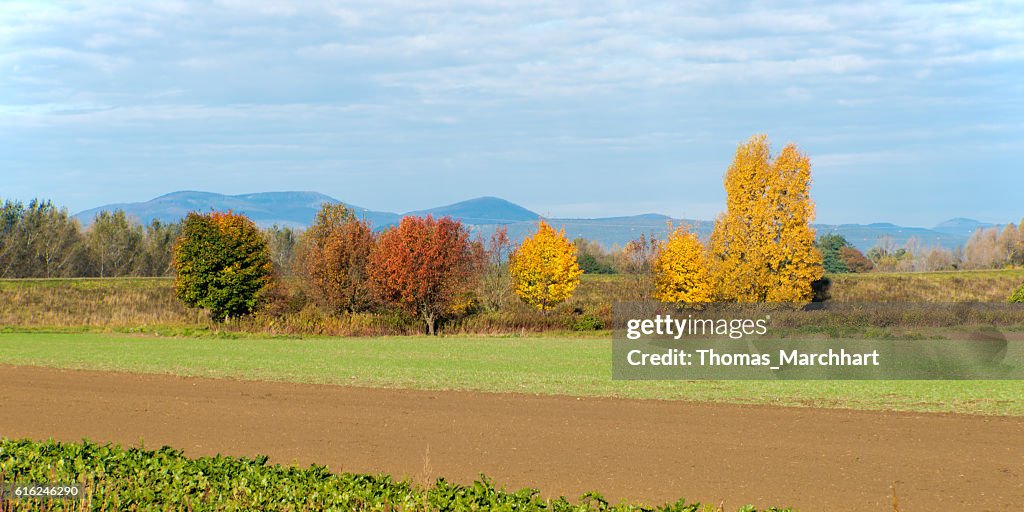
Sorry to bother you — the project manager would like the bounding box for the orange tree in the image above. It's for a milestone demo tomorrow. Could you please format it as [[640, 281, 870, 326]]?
[[172, 211, 275, 321], [653, 224, 712, 303], [294, 204, 375, 313], [367, 215, 479, 335], [709, 134, 823, 302], [509, 220, 583, 311]]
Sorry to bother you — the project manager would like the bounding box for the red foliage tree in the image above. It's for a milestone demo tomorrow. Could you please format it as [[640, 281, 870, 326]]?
[[367, 215, 479, 335]]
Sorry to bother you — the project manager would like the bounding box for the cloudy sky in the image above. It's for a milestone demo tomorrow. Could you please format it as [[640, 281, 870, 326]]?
[[2, 1, 1021, 225]]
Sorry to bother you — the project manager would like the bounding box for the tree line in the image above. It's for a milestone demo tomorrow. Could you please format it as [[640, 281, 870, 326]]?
[[169, 134, 830, 332], [172, 206, 548, 334], [865, 224, 1024, 272], [3, 199, 1015, 283], [5, 134, 1021, 331], [0, 200, 179, 278], [0, 198, 301, 280]]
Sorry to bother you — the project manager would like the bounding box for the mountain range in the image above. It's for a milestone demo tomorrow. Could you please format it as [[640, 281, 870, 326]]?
[[74, 191, 997, 251]]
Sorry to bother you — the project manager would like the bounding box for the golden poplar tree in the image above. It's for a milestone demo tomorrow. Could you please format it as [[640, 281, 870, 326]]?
[[653, 224, 712, 303], [509, 220, 583, 311], [709, 134, 823, 302]]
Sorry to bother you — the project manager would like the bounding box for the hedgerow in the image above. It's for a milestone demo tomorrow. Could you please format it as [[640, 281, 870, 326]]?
[[0, 438, 791, 511]]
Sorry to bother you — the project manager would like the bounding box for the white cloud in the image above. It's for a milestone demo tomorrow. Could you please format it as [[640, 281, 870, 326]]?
[[3, 0, 1022, 223], [0, 46, 129, 72], [5, 0, 1021, 101]]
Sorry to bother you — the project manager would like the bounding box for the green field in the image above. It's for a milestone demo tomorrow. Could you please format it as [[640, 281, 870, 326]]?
[[2, 331, 1021, 416]]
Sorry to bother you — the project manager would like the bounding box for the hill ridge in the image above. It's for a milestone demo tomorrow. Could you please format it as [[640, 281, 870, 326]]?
[[74, 190, 982, 250]]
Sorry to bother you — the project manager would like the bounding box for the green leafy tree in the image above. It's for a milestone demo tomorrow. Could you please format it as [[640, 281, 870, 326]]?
[[0, 199, 87, 278], [139, 220, 181, 277], [574, 238, 616, 274], [0, 199, 27, 277], [86, 210, 144, 277], [172, 211, 275, 321], [815, 234, 851, 274]]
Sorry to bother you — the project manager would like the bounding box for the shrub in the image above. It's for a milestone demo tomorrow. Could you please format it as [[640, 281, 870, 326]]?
[[571, 313, 605, 331], [448, 290, 482, 318], [575, 238, 616, 274], [811, 277, 833, 302], [1009, 284, 1024, 303]]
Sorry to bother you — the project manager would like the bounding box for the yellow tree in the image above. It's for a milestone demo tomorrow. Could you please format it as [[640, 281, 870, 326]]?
[[709, 134, 823, 302], [509, 220, 583, 311], [653, 224, 712, 303]]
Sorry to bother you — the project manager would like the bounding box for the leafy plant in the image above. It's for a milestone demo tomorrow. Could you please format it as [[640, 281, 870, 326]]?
[[1009, 283, 1024, 303], [0, 438, 791, 512], [571, 312, 605, 331]]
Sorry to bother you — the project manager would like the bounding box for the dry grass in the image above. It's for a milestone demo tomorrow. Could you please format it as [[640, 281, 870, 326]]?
[[828, 269, 1024, 302], [2, 269, 1022, 336], [0, 278, 197, 329], [0, 277, 609, 336]]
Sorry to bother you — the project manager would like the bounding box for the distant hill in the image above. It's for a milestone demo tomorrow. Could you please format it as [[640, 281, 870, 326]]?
[[408, 197, 539, 224], [74, 191, 400, 229], [76, 191, 994, 251], [931, 217, 997, 238]]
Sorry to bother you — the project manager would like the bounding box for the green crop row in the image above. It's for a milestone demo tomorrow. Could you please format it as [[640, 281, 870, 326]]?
[[0, 438, 789, 512]]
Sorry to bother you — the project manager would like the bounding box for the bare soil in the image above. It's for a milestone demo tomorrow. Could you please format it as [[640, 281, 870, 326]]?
[[1, 365, 1021, 510]]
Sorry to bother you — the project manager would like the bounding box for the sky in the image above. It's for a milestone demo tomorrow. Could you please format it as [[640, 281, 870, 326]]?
[[1, 1, 1021, 226]]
